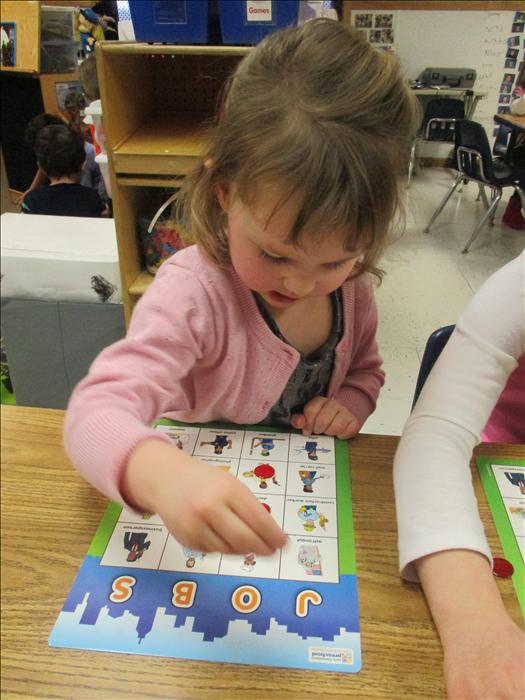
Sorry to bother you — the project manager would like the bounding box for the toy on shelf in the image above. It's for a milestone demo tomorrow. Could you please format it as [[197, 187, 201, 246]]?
[[77, 8, 116, 56]]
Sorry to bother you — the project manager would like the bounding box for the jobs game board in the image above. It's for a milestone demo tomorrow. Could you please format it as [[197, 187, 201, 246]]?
[[49, 422, 362, 672], [477, 457, 525, 616]]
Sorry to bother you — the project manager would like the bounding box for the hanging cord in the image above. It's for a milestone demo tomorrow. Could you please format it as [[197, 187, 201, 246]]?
[[147, 191, 179, 234]]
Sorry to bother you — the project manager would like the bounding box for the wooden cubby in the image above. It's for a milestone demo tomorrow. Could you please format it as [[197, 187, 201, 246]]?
[[96, 43, 249, 325]]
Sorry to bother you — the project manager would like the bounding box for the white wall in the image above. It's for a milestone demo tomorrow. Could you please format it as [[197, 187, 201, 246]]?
[[395, 10, 517, 141]]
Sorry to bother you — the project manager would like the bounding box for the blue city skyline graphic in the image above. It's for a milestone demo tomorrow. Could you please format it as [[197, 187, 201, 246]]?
[[61, 556, 359, 643]]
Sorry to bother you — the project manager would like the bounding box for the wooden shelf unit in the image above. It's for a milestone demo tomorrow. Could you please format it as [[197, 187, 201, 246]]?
[[96, 42, 249, 324]]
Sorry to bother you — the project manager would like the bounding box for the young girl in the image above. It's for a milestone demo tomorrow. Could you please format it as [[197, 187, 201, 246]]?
[[64, 19, 418, 557]]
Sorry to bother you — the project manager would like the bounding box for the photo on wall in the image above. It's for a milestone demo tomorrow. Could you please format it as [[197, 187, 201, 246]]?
[[0, 22, 16, 68], [351, 10, 397, 52], [55, 81, 83, 111]]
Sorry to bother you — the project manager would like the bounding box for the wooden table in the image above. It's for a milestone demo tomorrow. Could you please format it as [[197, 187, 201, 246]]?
[[493, 113, 525, 132], [1, 405, 523, 699]]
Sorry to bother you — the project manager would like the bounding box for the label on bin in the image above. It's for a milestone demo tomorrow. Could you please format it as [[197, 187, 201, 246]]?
[[246, 0, 273, 22]]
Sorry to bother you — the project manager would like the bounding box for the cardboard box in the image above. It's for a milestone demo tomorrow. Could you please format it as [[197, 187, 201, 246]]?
[[0, 213, 121, 303]]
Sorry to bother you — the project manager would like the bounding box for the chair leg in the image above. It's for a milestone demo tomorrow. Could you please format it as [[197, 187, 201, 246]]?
[[478, 184, 490, 209], [489, 188, 499, 226], [407, 141, 418, 188], [516, 186, 525, 212], [424, 173, 464, 233], [462, 188, 502, 254]]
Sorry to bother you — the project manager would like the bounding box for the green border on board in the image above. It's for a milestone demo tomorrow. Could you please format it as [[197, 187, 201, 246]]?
[[88, 501, 123, 556], [476, 457, 525, 617], [335, 437, 356, 575], [84, 420, 358, 577]]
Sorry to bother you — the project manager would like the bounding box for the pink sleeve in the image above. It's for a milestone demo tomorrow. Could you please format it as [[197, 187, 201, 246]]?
[[63, 263, 215, 505], [332, 277, 385, 426]]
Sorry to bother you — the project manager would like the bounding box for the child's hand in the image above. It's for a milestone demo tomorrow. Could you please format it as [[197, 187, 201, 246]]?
[[123, 439, 288, 555], [442, 611, 524, 699], [416, 550, 525, 699], [291, 397, 359, 439]]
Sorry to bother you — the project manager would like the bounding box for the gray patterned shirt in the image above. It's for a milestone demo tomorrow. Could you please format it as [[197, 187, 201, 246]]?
[[255, 289, 344, 425]]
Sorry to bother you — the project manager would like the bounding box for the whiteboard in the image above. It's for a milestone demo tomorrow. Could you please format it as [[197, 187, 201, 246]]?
[[393, 10, 519, 139], [396, 10, 512, 136]]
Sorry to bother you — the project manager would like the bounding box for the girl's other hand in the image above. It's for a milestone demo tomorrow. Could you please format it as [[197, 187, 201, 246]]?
[[416, 550, 525, 700], [291, 397, 359, 439], [443, 611, 524, 699], [122, 439, 288, 555]]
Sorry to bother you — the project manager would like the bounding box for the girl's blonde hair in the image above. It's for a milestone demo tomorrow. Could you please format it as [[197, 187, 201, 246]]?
[[178, 18, 420, 280]]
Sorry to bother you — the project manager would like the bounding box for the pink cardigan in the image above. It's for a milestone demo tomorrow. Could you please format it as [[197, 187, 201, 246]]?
[[64, 245, 384, 505]]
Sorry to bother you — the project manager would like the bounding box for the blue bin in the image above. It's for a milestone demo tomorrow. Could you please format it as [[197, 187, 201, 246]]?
[[129, 1, 209, 44], [219, 0, 300, 45]]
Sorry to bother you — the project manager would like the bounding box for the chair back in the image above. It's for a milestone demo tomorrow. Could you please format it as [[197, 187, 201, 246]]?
[[412, 325, 455, 409], [455, 119, 495, 182], [422, 98, 465, 142], [493, 124, 512, 158]]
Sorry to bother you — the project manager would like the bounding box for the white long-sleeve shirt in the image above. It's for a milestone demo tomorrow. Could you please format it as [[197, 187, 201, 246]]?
[[394, 252, 524, 581]]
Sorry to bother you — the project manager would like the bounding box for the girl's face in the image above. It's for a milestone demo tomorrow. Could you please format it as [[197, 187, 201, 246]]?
[[218, 184, 361, 310]]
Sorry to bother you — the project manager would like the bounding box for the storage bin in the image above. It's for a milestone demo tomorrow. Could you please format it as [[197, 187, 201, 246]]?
[[40, 6, 79, 72], [129, 0, 209, 44], [219, 0, 299, 45], [84, 99, 107, 154], [40, 40, 78, 73], [138, 215, 185, 274], [40, 5, 76, 43], [1, 213, 121, 304]]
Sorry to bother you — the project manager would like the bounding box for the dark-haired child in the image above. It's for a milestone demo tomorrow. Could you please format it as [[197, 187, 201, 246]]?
[[21, 125, 106, 217], [20, 112, 101, 202]]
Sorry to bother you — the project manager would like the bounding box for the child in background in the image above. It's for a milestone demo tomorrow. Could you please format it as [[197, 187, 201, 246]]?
[[57, 91, 91, 142], [77, 54, 111, 212], [64, 20, 418, 555], [394, 252, 524, 699], [22, 124, 106, 217], [20, 112, 101, 201], [57, 92, 100, 191]]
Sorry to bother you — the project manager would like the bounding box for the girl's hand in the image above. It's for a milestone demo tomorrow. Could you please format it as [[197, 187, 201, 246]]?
[[442, 611, 524, 699], [123, 439, 288, 555], [416, 550, 525, 699], [291, 397, 359, 439]]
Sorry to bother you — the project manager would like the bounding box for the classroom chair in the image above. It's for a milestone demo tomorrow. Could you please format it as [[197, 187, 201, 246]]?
[[407, 98, 465, 187], [424, 119, 525, 253], [412, 324, 455, 410], [492, 123, 512, 160]]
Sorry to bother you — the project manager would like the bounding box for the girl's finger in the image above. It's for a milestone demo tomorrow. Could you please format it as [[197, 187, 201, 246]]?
[[183, 526, 234, 554], [336, 416, 359, 440], [231, 491, 288, 552], [311, 399, 339, 435], [207, 508, 275, 556]]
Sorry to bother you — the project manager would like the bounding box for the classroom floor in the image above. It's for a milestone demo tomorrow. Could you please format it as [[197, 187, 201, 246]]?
[[361, 167, 524, 436]]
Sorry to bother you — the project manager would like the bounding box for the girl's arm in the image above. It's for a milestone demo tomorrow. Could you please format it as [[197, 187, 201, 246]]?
[[394, 253, 523, 580], [64, 262, 216, 504], [415, 551, 524, 700], [332, 275, 385, 427], [394, 253, 524, 697], [64, 262, 287, 554]]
